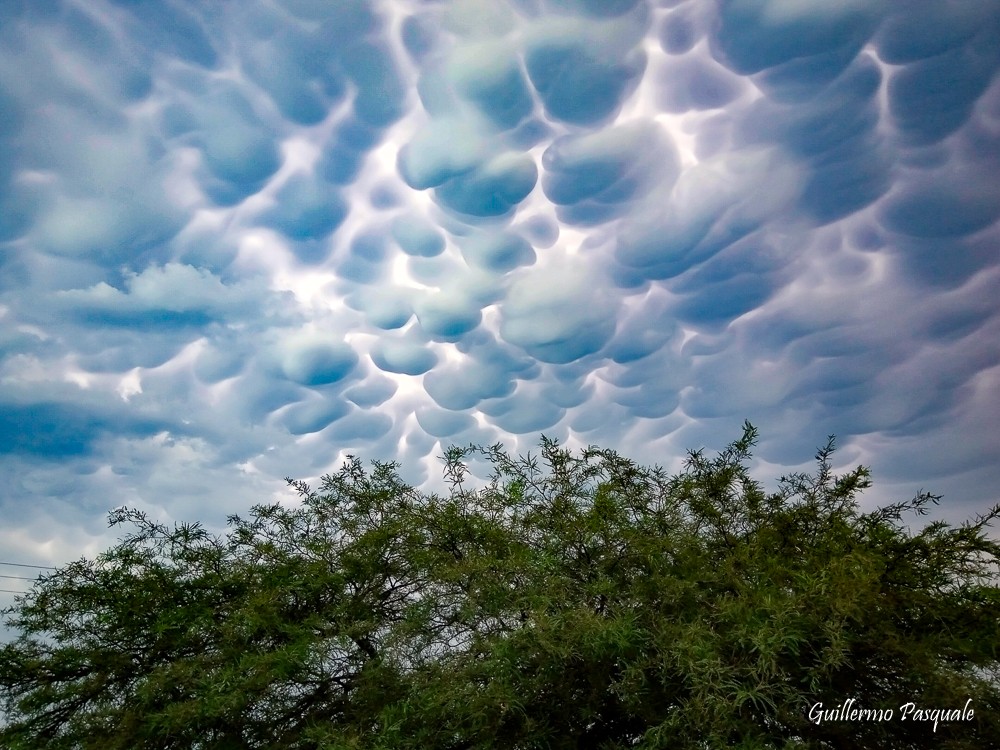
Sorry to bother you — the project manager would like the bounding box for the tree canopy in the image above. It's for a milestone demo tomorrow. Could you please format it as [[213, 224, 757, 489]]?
[[2, 423, 999, 748]]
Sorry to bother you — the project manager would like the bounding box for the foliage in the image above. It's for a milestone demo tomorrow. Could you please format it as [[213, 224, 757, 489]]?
[[2, 423, 999, 748]]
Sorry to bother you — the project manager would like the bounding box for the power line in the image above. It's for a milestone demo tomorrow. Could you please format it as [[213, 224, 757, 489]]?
[[0, 564, 52, 597]]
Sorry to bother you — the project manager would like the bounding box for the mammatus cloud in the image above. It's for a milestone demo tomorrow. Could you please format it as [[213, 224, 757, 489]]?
[[1, 0, 999, 592]]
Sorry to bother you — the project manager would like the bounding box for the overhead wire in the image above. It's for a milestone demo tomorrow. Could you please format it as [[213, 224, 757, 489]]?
[[0, 562, 56, 596]]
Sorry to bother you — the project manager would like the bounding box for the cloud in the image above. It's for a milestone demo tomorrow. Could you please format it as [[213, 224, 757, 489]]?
[[277, 333, 359, 387], [321, 118, 384, 185], [344, 377, 397, 408], [415, 290, 484, 340], [370, 339, 438, 376], [500, 259, 617, 364], [338, 230, 392, 285], [459, 232, 536, 273], [392, 215, 446, 257], [324, 409, 394, 443], [397, 116, 492, 190], [190, 84, 283, 199], [541, 121, 679, 224], [434, 151, 538, 217], [415, 406, 477, 439], [448, 40, 535, 129], [525, 18, 648, 124], [655, 55, 744, 113], [482, 384, 566, 434], [886, 27, 1000, 145], [345, 286, 414, 330], [0, 401, 165, 458], [424, 333, 536, 411], [260, 175, 348, 240], [659, 6, 701, 55], [241, 30, 336, 126], [53, 264, 266, 327], [881, 180, 1000, 239], [279, 397, 351, 436], [710, 0, 879, 77], [615, 147, 802, 279], [3, 0, 1000, 585], [110, 0, 218, 69], [194, 340, 251, 384]]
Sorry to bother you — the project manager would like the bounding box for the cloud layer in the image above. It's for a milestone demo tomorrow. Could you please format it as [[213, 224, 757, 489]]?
[[1, 0, 999, 583]]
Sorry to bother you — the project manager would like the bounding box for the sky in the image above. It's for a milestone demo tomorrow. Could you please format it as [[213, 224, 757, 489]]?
[[1, 0, 1000, 599]]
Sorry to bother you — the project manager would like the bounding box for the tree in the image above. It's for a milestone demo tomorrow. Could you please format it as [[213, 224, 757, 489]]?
[[2, 423, 999, 748]]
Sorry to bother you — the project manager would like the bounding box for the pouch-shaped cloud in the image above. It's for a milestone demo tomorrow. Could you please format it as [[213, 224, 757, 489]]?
[[659, 7, 700, 55], [32, 189, 183, 263], [344, 378, 397, 408], [895, 234, 999, 291], [280, 397, 350, 436], [278, 333, 358, 387], [875, 0, 985, 65], [190, 85, 282, 201], [542, 121, 679, 224], [415, 291, 483, 340], [739, 53, 888, 223], [887, 33, 1000, 145], [610, 353, 685, 419], [401, 15, 436, 62], [605, 292, 678, 364], [415, 406, 476, 439], [346, 286, 414, 330], [881, 180, 1000, 239], [397, 116, 492, 190], [321, 118, 385, 185], [616, 148, 801, 279], [673, 272, 777, 327], [338, 231, 392, 285], [423, 337, 534, 411], [392, 215, 445, 257], [423, 363, 506, 411], [324, 409, 394, 443], [113, 0, 218, 69], [241, 28, 338, 126], [711, 0, 878, 77], [370, 340, 438, 376], [448, 40, 535, 129], [12, 109, 184, 261], [525, 38, 646, 124], [501, 261, 616, 363], [260, 174, 348, 240], [339, 37, 407, 128], [459, 232, 536, 273], [656, 55, 745, 113], [481, 387, 566, 434], [434, 152, 538, 217], [194, 342, 250, 385]]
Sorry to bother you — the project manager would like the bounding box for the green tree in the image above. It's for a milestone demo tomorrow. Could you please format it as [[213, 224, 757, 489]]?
[[2, 423, 999, 748]]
